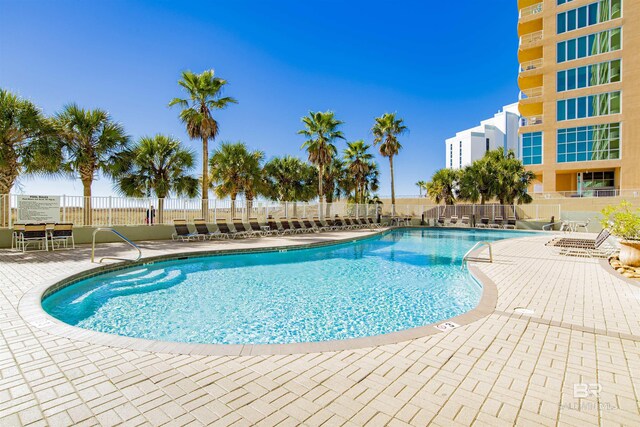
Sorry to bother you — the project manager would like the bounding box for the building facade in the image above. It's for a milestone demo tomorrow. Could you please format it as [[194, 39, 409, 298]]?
[[445, 103, 521, 169], [517, 0, 635, 196]]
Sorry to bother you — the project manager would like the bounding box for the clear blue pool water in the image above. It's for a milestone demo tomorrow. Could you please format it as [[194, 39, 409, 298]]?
[[43, 228, 533, 345]]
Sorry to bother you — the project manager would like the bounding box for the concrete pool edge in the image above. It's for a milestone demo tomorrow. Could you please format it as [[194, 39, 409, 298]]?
[[19, 228, 503, 356]]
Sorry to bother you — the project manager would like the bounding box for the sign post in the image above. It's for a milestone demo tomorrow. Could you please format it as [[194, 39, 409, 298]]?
[[16, 195, 61, 224]]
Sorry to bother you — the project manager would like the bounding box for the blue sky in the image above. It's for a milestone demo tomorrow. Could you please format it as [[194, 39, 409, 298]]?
[[0, 0, 519, 198]]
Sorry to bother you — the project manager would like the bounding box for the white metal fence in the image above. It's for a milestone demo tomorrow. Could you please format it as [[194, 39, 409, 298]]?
[[0, 194, 562, 229]]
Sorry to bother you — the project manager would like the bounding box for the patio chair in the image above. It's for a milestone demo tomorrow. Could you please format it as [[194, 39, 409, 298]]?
[[491, 216, 504, 229], [267, 218, 283, 236], [312, 217, 333, 232], [50, 223, 75, 250], [216, 220, 242, 239], [172, 219, 201, 241], [17, 223, 49, 252], [545, 229, 615, 258], [11, 223, 25, 250], [450, 215, 458, 225], [461, 216, 470, 227], [437, 216, 445, 226], [574, 218, 590, 232], [322, 218, 341, 231], [302, 218, 320, 233], [194, 219, 226, 240], [477, 217, 490, 228], [249, 218, 273, 236], [290, 218, 312, 234], [279, 219, 299, 235], [505, 216, 517, 229], [366, 217, 382, 228], [334, 217, 351, 230], [232, 219, 256, 238]]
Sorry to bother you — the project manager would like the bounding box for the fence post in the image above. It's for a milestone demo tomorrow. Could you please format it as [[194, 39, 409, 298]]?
[[213, 199, 217, 222], [108, 196, 113, 227], [303, 203, 306, 218], [8, 194, 12, 229]]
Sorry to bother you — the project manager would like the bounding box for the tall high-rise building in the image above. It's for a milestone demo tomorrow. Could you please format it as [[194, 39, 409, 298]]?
[[445, 103, 521, 170], [517, 0, 635, 196]]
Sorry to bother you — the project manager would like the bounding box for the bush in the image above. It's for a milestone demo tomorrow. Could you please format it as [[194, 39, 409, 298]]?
[[600, 201, 640, 241]]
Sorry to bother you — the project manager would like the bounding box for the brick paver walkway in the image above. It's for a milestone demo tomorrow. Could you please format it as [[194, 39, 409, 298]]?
[[1, 231, 639, 426]]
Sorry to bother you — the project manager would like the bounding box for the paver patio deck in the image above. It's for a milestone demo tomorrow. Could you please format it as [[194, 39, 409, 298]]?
[[0, 229, 639, 426]]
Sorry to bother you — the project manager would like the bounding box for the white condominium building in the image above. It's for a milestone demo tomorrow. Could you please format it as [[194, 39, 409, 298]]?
[[445, 102, 521, 169]]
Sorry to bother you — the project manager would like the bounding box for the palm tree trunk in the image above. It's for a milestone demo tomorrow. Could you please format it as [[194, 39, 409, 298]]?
[[389, 156, 396, 215], [157, 197, 165, 224], [318, 164, 324, 219], [201, 136, 209, 221], [0, 171, 18, 228], [82, 179, 92, 226], [231, 195, 236, 219]]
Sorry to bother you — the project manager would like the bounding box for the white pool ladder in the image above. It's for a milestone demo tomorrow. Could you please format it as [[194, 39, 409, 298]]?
[[461, 241, 493, 269], [91, 228, 142, 263]]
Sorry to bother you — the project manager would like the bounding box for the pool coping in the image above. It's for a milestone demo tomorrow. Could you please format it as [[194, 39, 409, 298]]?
[[18, 228, 502, 356]]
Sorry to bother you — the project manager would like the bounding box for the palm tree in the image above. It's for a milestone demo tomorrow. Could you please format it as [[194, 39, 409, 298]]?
[[457, 160, 494, 205], [486, 148, 535, 205], [209, 142, 264, 219], [426, 168, 459, 205], [322, 157, 349, 217], [169, 70, 238, 220], [113, 134, 199, 223], [343, 140, 374, 204], [263, 156, 316, 216], [372, 113, 408, 212], [53, 104, 129, 225], [415, 180, 427, 197], [0, 89, 60, 226], [298, 111, 345, 216]]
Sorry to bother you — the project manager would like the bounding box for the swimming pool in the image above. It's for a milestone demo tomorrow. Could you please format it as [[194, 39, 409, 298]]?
[[43, 228, 532, 346]]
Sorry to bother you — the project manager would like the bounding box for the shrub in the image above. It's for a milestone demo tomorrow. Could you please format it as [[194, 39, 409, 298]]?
[[600, 201, 640, 241]]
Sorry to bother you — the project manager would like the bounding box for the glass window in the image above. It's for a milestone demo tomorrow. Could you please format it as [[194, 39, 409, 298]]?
[[610, 60, 621, 82], [611, 0, 622, 19], [588, 3, 599, 25], [557, 71, 566, 91], [557, 100, 566, 121], [567, 39, 576, 60], [577, 97, 587, 118], [577, 36, 587, 57], [557, 123, 621, 163], [577, 66, 587, 88], [557, 12, 567, 34], [557, 42, 566, 62], [610, 92, 621, 114], [567, 98, 576, 120], [567, 68, 576, 90], [578, 6, 587, 27], [567, 9, 577, 31], [611, 28, 621, 50], [522, 132, 543, 165]]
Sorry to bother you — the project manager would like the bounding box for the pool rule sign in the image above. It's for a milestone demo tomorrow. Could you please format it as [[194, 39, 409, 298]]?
[[16, 195, 61, 224]]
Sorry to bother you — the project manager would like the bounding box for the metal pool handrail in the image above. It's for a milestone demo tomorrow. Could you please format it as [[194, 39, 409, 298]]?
[[461, 241, 493, 269], [91, 228, 142, 263]]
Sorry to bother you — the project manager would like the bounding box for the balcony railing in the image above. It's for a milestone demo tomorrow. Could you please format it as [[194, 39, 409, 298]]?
[[519, 87, 543, 100], [520, 115, 543, 126], [520, 58, 543, 73], [519, 3, 543, 18], [520, 30, 544, 47]]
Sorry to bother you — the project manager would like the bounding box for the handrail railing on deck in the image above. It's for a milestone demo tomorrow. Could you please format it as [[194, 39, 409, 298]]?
[[91, 227, 142, 263], [461, 241, 493, 269]]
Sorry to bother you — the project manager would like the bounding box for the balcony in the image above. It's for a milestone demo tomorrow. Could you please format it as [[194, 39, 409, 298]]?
[[519, 2, 543, 19], [519, 58, 543, 73], [519, 30, 543, 48], [519, 87, 543, 100], [520, 115, 543, 126]]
